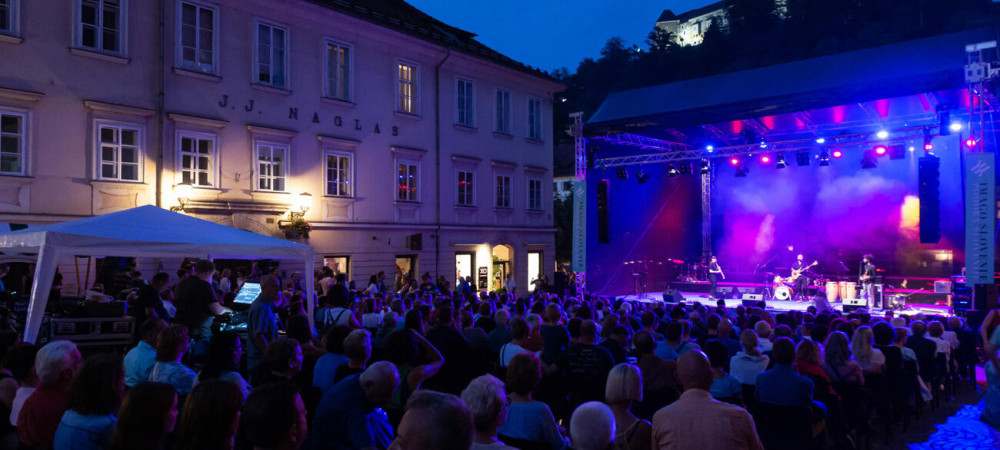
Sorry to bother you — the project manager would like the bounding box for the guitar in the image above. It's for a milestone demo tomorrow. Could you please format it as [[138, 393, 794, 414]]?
[[788, 261, 817, 282]]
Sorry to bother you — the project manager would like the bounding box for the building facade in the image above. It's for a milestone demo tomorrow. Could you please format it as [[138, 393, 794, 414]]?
[[0, 0, 561, 294], [654, 2, 726, 47]]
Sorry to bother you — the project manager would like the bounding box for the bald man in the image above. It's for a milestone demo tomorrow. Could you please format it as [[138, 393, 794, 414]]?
[[316, 361, 399, 450], [570, 401, 616, 450], [652, 351, 762, 450]]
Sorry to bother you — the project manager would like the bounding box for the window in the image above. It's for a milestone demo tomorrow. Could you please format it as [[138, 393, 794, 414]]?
[[0, 0, 18, 36], [77, 0, 123, 54], [325, 152, 352, 197], [324, 40, 351, 101], [255, 142, 286, 191], [255, 21, 288, 88], [396, 161, 418, 202], [177, 133, 215, 187], [495, 175, 511, 208], [97, 123, 141, 181], [177, 1, 216, 73], [0, 110, 25, 175], [456, 78, 474, 127], [528, 179, 543, 210], [457, 170, 474, 206], [495, 89, 511, 134], [527, 97, 542, 140], [397, 61, 417, 114]]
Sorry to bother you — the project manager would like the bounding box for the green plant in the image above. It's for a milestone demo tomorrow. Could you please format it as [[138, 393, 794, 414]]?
[[282, 217, 311, 239]]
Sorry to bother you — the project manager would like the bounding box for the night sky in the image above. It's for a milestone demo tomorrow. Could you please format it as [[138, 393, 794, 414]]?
[[407, 0, 714, 72]]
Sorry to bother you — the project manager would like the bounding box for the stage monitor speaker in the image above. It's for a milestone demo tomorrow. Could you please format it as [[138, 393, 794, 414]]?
[[662, 289, 680, 303], [597, 180, 610, 244], [717, 287, 733, 295], [842, 297, 866, 313], [741, 294, 763, 302], [918, 156, 940, 243]]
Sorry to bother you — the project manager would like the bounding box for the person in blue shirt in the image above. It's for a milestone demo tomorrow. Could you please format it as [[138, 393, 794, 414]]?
[[54, 355, 123, 450], [313, 325, 352, 392], [149, 324, 197, 396], [755, 337, 815, 408], [313, 361, 398, 449], [248, 275, 283, 372], [123, 318, 167, 387]]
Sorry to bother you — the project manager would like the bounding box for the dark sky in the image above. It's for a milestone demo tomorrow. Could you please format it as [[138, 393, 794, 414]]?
[[407, 0, 714, 73]]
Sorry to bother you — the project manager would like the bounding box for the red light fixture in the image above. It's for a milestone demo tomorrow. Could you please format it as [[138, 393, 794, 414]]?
[[965, 138, 977, 148], [760, 155, 770, 164], [730, 158, 740, 166], [831, 150, 843, 158], [924, 142, 934, 151], [874, 145, 888, 156]]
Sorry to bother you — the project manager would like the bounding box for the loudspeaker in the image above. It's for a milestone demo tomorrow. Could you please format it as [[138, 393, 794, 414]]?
[[842, 297, 866, 313], [405, 233, 422, 251], [662, 289, 680, 303], [918, 156, 940, 243], [597, 180, 610, 244], [717, 287, 733, 295], [741, 293, 763, 302]]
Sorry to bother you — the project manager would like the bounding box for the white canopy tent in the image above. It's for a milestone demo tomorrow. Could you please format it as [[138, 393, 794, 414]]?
[[0, 205, 315, 343]]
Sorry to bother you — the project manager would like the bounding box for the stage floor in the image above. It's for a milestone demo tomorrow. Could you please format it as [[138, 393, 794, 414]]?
[[619, 290, 953, 316]]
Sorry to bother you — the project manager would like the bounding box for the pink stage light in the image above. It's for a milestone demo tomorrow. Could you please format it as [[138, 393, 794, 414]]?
[[924, 143, 934, 151], [831, 150, 843, 158], [760, 155, 770, 164], [874, 145, 888, 156], [730, 158, 740, 166], [965, 138, 977, 148]]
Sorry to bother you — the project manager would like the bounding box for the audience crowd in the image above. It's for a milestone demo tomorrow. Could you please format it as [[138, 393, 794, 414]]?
[[0, 259, 988, 450]]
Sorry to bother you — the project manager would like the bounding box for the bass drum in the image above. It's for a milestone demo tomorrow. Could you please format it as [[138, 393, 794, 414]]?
[[774, 286, 792, 300]]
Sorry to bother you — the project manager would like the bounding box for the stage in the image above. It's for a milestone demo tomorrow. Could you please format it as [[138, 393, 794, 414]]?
[[617, 290, 954, 317]]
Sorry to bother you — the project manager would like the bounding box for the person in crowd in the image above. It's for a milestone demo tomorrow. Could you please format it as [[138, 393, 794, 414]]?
[[569, 401, 616, 450], [424, 306, 472, 395], [248, 274, 283, 372], [461, 311, 490, 352], [361, 298, 383, 330], [149, 324, 198, 395], [251, 337, 303, 388], [497, 353, 566, 450], [601, 325, 630, 365], [755, 321, 773, 353], [713, 319, 743, 359], [755, 338, 815, 408], [851, 325, 885, 374], [652, 351, 763, 450], [487, 310, 512, 353], [705, 341, 741, 402], [334, 329, 372, 383], [823, 331, 864, 385], [200, 331, 252, 402], [927, 321, 952, 363], [461, 374, 516, 450], [313, 325, 352, 392], [632, 330, 681, 412], [109, 382, 177, 450], [499, 318, 532, 368], [174, 260, 231, 358], [242, 382, 308, 450], [175, 380, 243, 450], [314, 361, 399, 449], [6, 344, 38, 429], [540, 304, 570, 364], [556, 320, 614, 410], [384, 329, 444, 425], [605, 364, 652, 450], [53, 355, 124, 450], [135, 272, 171, 325], [18, 340, 82, 448], [794, 340, 834, 396], [729, 329, 769, 386], [124, 318, 167, 388], [391, 390, 473, 450], [894, 327, 918, 362], [979, 309, 1000, 428]]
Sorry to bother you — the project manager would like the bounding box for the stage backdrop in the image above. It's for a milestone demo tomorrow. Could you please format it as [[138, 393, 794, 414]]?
[[711, 138, 965, 280]]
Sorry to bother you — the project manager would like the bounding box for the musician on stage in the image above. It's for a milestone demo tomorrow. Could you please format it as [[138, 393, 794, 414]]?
[[791, 254, 810, 301], [859, 254, 877, 308], [708, 256, 724, 299]]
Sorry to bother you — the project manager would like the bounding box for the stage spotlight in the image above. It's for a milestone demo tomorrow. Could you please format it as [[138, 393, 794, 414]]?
[[759, 141, 768, 149], [819, 150, 830, 166], [699, 159, 710, 174], [706, 145, 715, 152], [667, 164, 678, 177], [876, 130, 889, 139], [888, 144, 906, 160], [861, 150, 878, 169], [760, 155, 771, 164], [965, 138, 978, 148], [616, 168, 628, 179], [796, 151, 810, 166], [874, 145, 888, 156], [775, 153, 786, 168], [949, 122, 962, 133], [730, 157, 740, 166], [677, 161, 693, 175], [831, 149, 843, 158], [636, 169, 650, 184], [816, 137, 826, 144]]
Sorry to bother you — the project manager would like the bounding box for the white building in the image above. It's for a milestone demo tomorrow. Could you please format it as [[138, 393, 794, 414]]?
[[654, 2, 726, 46], [0, 0, 561, 295]]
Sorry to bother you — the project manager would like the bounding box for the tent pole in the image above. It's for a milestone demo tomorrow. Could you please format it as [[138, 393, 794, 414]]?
[[304, 256, 316, 331], [25, 245, 58, 344]]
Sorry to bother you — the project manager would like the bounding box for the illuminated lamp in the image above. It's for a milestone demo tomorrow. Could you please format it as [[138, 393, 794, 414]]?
[[831, 150, 843, 158], [730, 157, 740, 166], [760, 155, 770, 164], [775, 153, 786, 169], [706, 145, 715, 152], [874, 145, 888, 156], [924, 137, 934, 152], [876, 130, 889, 139], [667, 164, 678, 177], [965, 138, 977, 148]]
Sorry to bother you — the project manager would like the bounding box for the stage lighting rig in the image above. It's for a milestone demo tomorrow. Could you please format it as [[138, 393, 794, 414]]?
[[616, 168, 628, 179], [874, 145, 888, 156], [796, 151, 810, 166], [636, 169, 650, 184], [888, 144, 906, 160], [819, 150, 830, 166], [667, 164, 678, 178], [699, 159, 710, 174], [677, 161, 693, 175], [831, 150, 843, 159], [775, 153, 786, 169]]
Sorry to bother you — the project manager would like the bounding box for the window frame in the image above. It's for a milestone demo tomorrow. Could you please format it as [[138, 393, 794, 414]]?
[[323, 150, 353, 198], [0, 0, 20, 37], [253, 140, 288, 193], [528, 178, 543, 211], [175, 130, 217, 188], [527, 97, 543, 141], [456, 77, 475, 127], [0, 108, 28, 176], [75, 0, 127, 56], [456, 169, 475, 207], [253, 19, 290, 89], [94, 120, 143, 182], [175, 0, 218, 74], [495, 173, 512, 209], [495, 88, 511, 135], [395, 158, 420, 202], [323, 38, 353, 102], [396, 59, 419, 115]]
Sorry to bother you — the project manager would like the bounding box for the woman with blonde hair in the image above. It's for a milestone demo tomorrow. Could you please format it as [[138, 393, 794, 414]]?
[[850, 326, 885, 374], [604, 363, 651, 450]]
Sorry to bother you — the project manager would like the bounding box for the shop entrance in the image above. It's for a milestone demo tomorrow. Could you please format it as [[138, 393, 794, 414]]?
[[491, 244, 513, 292], [455, 252, 474, 289], [528, 251, 543, 292]]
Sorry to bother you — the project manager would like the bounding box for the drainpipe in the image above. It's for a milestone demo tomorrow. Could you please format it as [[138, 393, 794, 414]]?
[[154, 0, 166, 208], [434, 48, 451, 276]]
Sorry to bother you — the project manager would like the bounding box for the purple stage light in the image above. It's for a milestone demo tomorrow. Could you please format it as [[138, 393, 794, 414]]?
[[965, 138, 977, 148], [874, 145, 888, 156], [760, 155, 770, 164], [832, 150, 843, 158]]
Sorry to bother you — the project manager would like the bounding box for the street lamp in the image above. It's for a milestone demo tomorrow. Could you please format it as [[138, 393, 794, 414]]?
[[291, 192, 312, 219], [172, 183, 192, 212]]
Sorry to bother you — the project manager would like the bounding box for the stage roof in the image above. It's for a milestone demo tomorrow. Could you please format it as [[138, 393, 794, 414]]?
[[587, 27, 998, 137]]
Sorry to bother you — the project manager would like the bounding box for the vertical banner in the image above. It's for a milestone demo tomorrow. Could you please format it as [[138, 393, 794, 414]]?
[[965, 152, 996, 284], [572, 181, 587, 272]]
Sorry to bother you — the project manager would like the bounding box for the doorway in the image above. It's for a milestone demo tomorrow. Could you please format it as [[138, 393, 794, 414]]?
[[323, 256, 350, 281], [455, 252, 474, 289], [528, 251, 543, 292], [491, 244, 513, 292]]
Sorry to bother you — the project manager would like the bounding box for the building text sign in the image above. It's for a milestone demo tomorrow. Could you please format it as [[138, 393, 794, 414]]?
[[965, 152, 996, 284], [572, 181, 587, 272]]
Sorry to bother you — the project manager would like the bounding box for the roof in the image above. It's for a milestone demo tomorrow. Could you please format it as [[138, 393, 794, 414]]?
[[306, 0, 559, 82], [657, 1, 724, 23], [587, 27, 998, 134]]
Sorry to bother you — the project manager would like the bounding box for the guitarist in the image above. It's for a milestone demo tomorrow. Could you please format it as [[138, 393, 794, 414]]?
[[790, 254, 817, 301], [859, 254, 877, 308]]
